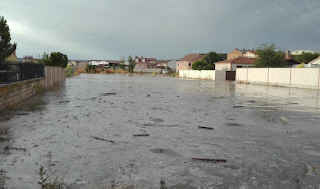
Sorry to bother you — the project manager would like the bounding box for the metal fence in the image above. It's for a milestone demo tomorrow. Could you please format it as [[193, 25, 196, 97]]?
[[0, 63, 45, 84]]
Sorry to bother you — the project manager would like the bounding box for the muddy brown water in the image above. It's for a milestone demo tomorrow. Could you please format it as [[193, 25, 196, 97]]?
[[1, 74, 320, 189]]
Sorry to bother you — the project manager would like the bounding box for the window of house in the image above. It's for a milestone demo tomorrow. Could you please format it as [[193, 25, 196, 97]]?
[[188, 63, 191, 66]]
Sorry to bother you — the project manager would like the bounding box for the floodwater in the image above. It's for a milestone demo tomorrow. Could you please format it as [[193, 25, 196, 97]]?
[[1, 74, 320, 189]]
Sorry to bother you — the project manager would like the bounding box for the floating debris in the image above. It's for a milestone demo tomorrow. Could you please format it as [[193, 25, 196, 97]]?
[[226, 123, 243, 127], [233, 105, 245, 108], [4, 146, 27, 152], [58, 100, 70, 104], [150, 117, 164, 123], [192, 158, 227, 163], [102, 92, 117, 96], [198, 126, 214, 130], [91, 136, 115, 143], [133, 134, 150, 137], [15, 112, 29, 116], [150, 148, 181, 157]]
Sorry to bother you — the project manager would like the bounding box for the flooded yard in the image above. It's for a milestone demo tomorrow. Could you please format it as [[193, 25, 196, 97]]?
[[1, 74, 320, 189]]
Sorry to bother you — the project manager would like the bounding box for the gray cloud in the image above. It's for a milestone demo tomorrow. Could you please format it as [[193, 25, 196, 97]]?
[[1, 0, 319, 60]]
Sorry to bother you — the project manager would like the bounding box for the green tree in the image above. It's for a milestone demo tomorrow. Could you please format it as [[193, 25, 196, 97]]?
[[44, 52, 68, 68], [255, 44, 287, 68], [192, 60, 210, 70], [0, 16, 17, 64], [128, 56, 136, 73], [293, 52, 319, 64], [192, 52, 226, 70], [40, 52, 50, 65]]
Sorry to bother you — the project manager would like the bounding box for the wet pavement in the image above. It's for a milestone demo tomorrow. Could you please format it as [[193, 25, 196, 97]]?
[[1, 73, 320, 189]]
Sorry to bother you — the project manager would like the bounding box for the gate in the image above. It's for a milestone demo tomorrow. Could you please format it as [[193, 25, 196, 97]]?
[[226, 71, 236, 81]]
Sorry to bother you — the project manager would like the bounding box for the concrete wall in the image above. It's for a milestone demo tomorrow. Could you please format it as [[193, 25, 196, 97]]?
[[179, 70, 226, 81], [40, 66, 66, 88], [216, 63, 231, 71], [0, 66, 65, 111], [237, 68, 320, 89]]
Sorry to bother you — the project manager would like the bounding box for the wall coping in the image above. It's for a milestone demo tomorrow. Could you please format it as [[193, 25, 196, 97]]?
[[0, 77, 44, 88]]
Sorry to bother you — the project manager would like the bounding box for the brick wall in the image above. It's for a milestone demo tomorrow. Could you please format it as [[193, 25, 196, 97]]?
[[0, 66, 65, 111]]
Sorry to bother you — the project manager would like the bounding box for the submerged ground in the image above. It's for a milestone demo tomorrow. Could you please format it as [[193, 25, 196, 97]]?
[[1, 74, 320, 189]]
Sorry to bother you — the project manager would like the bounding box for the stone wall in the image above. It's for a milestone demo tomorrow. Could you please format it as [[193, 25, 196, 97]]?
[[0, 66, 65, 111]]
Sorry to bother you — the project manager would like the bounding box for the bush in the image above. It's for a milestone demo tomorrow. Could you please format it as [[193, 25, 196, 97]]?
[[65, 65, 74, 77], [41, 52, 68, 68]]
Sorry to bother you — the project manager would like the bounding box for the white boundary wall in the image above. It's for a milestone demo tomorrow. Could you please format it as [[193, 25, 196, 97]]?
[[237, 68, 320, 89], [179, 70, 226, 81]]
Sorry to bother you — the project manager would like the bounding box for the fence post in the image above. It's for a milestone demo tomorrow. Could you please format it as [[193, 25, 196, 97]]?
[[318, 68, 320, 90], [267, 67, 270, 84], [289, 67, 292, 87], [246, 67, 248, 82]]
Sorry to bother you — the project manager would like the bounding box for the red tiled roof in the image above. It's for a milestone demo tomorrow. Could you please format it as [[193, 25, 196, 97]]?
[[216, 57, 256, 65], [181, 53, 206, 62]]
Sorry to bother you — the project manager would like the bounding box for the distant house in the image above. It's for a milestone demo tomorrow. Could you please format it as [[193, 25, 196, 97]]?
[[215, 49, 257, 71], [284, 51, 300, 67], [243, 50, 258, 58], [88, 60, 121, 69], [88, 60, 109, 66], [134, 56, 157, 69], [155, 60, 169, 69], [5, 50, 18, 63], [215, 57, 256, 71], [68, 60, 89, 71], [306, 56, 320, 68], [227, 48, 258, 60], [77, 61, 89, 70], [167, 60, 176, 72], [227, 49, 243, 60], [22, 56, 40, 63], [176, 53, 206, 71]]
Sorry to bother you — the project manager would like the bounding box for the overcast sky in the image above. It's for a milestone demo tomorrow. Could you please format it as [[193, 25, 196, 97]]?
[[1, 0, 319, 60]]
